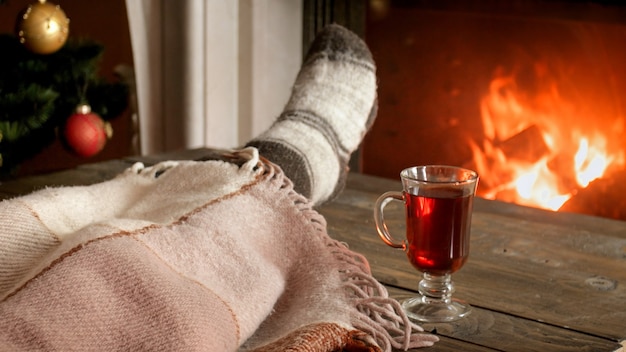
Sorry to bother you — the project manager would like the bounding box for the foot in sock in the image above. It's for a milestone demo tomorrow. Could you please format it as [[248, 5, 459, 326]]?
[[246, 24, 377, 205]]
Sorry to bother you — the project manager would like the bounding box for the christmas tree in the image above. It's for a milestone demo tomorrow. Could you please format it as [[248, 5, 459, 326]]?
[[0, 1, 128, 175]]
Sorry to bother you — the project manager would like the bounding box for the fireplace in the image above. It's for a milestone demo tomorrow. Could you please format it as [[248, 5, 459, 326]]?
[[315, 0, 626, 220]]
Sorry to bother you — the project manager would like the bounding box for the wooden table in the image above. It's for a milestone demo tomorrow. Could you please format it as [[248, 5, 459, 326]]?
[[319, 173, 625, 352], [1, 148, 624, 352]]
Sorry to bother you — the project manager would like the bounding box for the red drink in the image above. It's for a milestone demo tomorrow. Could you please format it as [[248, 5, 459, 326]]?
[[404, 187, 473, 275], [374, 165, 478, 322]]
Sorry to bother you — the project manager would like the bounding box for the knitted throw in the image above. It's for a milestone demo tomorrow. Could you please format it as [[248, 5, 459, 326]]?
[[0, 147, 436, 351]]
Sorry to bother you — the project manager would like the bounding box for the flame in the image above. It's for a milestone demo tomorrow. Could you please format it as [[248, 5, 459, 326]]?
[[475, 68, 624, 212], [513, 160, 570, 211], [574, 138, 610, 188]]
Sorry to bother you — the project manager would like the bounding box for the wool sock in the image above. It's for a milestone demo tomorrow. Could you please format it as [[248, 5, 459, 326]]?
[[246, 24, 378, 205]]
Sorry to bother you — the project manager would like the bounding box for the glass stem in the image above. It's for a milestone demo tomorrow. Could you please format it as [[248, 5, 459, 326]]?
[[418, 273, 455, 304]]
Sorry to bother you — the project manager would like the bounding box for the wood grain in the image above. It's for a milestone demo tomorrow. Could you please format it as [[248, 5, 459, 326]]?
[[318, 173, 626, 349], [386, 287, 620, 352]]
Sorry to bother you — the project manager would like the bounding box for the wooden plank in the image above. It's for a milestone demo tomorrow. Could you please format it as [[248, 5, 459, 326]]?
[[345, 172, 626, 239], [0, 148, 222, 200], [415, 336, 499, 352], [122, 147, 222, 165], [386, 286, 621, 352], [318, 173, 626, 342], [0, 159, 133, 200]]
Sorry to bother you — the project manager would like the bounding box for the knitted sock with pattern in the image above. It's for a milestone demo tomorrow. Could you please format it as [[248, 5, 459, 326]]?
[[246, 24, 378, 206]]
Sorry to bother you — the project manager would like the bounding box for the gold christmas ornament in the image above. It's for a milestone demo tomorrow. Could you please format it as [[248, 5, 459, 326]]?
[[16, 0, 70, 55]]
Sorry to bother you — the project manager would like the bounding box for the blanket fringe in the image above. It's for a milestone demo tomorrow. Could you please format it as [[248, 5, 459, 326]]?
[[258, 157, 437, 351]]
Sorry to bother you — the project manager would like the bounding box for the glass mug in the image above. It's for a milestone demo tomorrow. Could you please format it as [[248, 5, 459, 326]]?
[[374, 165, 479, 323]]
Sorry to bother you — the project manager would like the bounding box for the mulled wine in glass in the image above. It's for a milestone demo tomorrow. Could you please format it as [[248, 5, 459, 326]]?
[[374, 165, 479, 323]]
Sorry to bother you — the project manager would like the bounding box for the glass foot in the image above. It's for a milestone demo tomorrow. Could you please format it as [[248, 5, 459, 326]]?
[[402, 295, 471, 323]]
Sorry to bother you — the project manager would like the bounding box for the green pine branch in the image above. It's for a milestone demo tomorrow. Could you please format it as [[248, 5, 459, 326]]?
[[0, 85, 58, 141], [0, 34, 129, 174]]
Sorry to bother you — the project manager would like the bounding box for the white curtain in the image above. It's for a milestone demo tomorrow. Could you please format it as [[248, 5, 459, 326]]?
[[125, 0, 302, 155]]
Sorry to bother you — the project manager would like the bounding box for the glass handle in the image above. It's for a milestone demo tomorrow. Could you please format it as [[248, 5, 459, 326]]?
[[374, 191, 406, 249]]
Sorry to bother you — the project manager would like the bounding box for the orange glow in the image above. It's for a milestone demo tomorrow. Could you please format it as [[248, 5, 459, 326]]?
[[475, 69, 624, 212]]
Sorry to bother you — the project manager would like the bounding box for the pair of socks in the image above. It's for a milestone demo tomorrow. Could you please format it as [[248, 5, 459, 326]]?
[[246, 24, 377, 205]]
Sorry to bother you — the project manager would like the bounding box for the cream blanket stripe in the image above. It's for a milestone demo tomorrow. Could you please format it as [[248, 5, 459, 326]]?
[[0, 147, 437, 351]]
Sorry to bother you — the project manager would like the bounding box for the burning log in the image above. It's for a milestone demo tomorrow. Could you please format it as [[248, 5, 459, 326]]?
[[560, 169, 626, 221], [496, 124, 550, 163]]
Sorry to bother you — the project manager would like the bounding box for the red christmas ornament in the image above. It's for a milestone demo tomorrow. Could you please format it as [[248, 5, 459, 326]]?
[[63, 105, 112, 157]]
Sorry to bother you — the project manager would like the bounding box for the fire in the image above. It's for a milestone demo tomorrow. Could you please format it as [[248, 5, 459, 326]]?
[[474, 67, 624, 212], [513, 160, 570, 211], [574, 138, 610, 188]]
